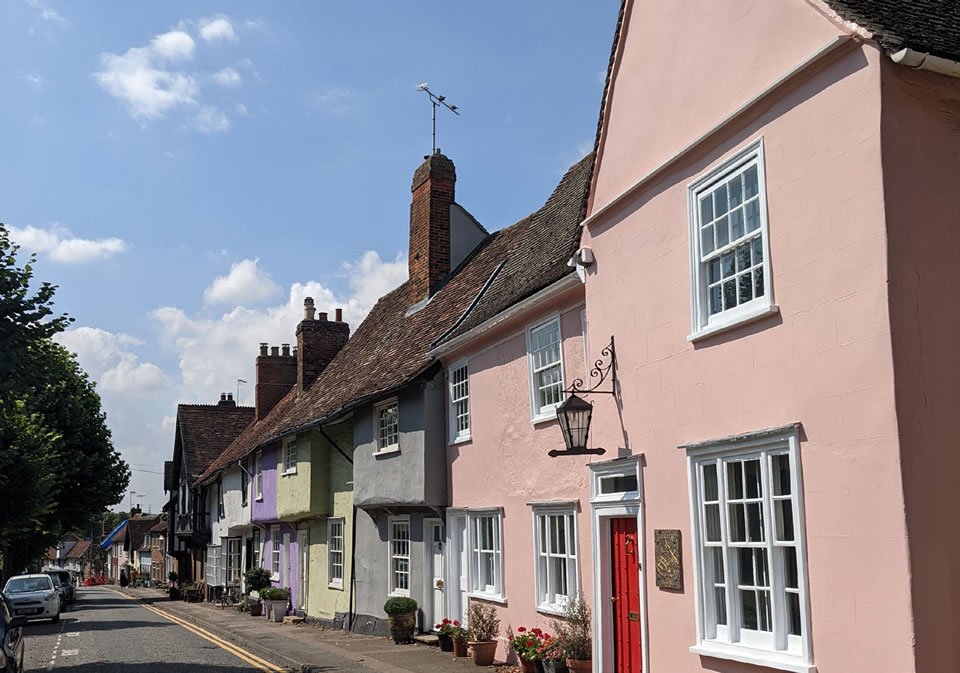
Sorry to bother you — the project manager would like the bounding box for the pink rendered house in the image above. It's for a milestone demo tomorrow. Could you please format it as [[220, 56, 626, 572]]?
[[580, 1, 960, 672], [431, 156, 595, 662]]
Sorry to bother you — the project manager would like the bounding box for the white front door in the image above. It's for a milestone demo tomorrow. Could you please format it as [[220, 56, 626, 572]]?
[[297, 531, 308, 612], [425, 519, 444, 630], [445, 514, 469, 625]]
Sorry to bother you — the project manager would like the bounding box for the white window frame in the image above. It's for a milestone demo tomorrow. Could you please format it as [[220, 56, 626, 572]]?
[[225, 537, 242, 586], [270, 525, 281, 581], [373, 398, 400, 455], [388, 516, 411, 597], [255, 451, 263, 500], [252, 528, 261, 569], [327, 518, 345, 590], [687, 137, 777, 342], [686, 426, 814, 673], [532, 505, 579, 615], [448, 360, 471, 443], [205, 545, 222, 587], [526, 315, 565, 423], [283, 437, 298, 475], [467, 509, 504, 602]]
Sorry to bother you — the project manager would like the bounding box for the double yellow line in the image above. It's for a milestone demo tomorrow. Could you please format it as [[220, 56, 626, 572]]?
[[107, 589, 284, 672]]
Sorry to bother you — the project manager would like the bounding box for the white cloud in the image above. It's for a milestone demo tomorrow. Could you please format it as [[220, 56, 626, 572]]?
[[192, 105, 230, 133], [234, 102, 251, 117], [150, 30, 195, 61], [151, 250, 407, 405], [308, 87, 354, 115], [94, 31, 198, 120], [243, 19, 263, 31], [212, 67, 241, 88], [203, 258, 281, 305], [23, 72, 45, 88], [7, 223, 128, 263], [54, 327, 171, 396], [27, 0, 66, 24], [199, 16, 237, 42]]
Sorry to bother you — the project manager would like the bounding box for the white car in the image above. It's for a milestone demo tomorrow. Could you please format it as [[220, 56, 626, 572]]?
[[3, 574, 60, 623]]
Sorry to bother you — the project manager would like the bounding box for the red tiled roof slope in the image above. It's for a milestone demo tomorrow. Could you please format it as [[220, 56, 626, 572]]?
[[199, 153, 595, 482], [824, 0, 960, 62], [65, 540, 90, 559], [177, 403, 254, 485]]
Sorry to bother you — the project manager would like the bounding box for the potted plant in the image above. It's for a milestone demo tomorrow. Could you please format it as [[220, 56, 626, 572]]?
[[540, 637, 568, 673], [551, 596, 592, 673], [436, 618, 470, 654], [383, 597, 418, 644], [467, 601, 500, 666], [260, 587, 290, 622], [436, 618, 456, 651], [167, 571, 179, 600], [509, 626, 548, 673], [244, 568, 271, 617], [182, 582, 201, 603]]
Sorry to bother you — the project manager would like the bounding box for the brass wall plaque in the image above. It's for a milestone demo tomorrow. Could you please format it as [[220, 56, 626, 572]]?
[[654, 529, 683, 590]]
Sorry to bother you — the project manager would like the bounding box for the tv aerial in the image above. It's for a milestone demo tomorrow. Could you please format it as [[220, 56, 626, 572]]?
[[417, 83, 460, 154]]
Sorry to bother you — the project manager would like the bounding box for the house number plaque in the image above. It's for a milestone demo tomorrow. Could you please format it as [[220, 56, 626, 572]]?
[[654, 529, 683, 590]]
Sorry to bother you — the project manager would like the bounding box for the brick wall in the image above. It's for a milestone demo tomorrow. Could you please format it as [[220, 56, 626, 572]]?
[[408, 152, 455, 303], [297, 314, 350, 391], [256, 352, 297, 421]]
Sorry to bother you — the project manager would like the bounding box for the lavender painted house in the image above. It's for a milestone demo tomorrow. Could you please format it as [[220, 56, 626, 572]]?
[[251, 444, 298, 604]]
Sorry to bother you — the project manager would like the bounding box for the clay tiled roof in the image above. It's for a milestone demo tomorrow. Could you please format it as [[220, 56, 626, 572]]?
[[124, 515, 160, 554], [825, 0, 960, 62], [44, 547, 58, 561], [148, 518, 167, 533], [177, 402, 254, 485], [65, 540, 90, 560], [199, 154, 595, 483]]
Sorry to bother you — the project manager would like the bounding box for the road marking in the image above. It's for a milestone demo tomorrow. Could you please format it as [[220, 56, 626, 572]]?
[[66, 632, 79, 637], [104, 589, 282, 672], [61, 649, 78, 656]]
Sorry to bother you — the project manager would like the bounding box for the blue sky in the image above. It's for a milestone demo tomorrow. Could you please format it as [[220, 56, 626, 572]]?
[[1, 0, 619, 514]]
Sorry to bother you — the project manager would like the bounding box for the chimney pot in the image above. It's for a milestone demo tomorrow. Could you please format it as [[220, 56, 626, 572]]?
[[281, 343, 290, 357], [304, 297, 316, 321], [227, 393, 233, 401], [220, 393, 226, 401], [336, 308, 343, 322], [259, 343, 268, 356], [318, 312, 328, 322], [271, 346, 280, 357]]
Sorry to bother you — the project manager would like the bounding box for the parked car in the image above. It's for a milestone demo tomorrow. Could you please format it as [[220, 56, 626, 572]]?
[[43, 570, 74, 604], [46, 574, 68, 608], [2, 574, 60, 623], [0, 593, 26, 673]]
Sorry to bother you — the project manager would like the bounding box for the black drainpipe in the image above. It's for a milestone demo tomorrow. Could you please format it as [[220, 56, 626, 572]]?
[[317, 424, 356, 629]]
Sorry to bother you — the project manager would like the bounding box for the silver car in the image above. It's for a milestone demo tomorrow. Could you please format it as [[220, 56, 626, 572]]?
[[3, 574, 60, 623]]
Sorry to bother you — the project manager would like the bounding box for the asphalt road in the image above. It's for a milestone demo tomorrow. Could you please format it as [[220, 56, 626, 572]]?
[[21, 585, 274, 673]]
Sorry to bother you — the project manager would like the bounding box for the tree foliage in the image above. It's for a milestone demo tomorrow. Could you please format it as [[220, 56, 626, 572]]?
[[0, 224, 130, 580]]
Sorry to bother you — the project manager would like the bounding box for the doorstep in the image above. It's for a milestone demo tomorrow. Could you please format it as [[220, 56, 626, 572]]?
[[412, 634, 438, 646], [117, 587, 504, 672]]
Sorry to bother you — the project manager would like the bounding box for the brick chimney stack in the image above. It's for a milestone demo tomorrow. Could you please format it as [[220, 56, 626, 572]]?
[[297, 297, 350, 391], [217, 393, 236, 408], [255, 342, 297, 421], [408, 151, 455, 304]]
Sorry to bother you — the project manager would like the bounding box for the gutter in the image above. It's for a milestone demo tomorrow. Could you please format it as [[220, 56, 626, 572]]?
[[428, 272, 582, 358], [890, 48, 960, 79]]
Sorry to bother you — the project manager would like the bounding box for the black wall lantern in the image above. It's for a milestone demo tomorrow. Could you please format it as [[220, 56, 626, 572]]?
[[549, 336, 616, 458]]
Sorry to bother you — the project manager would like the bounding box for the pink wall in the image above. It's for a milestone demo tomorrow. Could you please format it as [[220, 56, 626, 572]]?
[[583, 27, 918, 673], [444, 286, 594, 662], [592, 0, 845, 213], [881, 60, 960, 673]]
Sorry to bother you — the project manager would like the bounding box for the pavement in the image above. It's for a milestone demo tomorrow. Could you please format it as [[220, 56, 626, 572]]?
[[115, 586, 512, 673]]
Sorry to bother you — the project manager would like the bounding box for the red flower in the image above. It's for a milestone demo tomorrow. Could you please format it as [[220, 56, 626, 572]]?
[[531, 627, 543, 635], [517, 626, 526, 632], [526, 640, 534, 647], [435, 623, 441, 629], [443, 618, 451, 624], [453, 620, 460, 626]]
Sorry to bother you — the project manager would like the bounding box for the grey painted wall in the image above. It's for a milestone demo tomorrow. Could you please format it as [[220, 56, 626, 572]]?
[[450, 203, 487, 271], [353, 371, 447, 508], [353, 509, 431, 636]]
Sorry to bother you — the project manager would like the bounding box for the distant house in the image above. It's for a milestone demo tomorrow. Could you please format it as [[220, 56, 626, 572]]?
[[148, 517, 168, 586], [100, 520, 127, 581]]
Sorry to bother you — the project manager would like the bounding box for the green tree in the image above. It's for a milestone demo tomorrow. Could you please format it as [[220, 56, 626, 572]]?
[[0, 224, 130, 580]]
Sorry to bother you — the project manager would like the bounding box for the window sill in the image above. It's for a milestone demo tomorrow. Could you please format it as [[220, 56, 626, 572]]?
[[282, 469, 297, 477], [466, 591, 507, 606], [449, 434, 472, 446], [373, 446, 400, 457], [328, 581, 344, 591], [255, 496, 263, 502], [535, 604, 568, 617], [688, 303, 779, 343], [531, 410, 558, 426], [388, 590, 410, 598], [689, 643, 815, 673]]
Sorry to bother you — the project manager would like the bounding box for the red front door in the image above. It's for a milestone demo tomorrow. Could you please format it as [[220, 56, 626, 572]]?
[[611, 518, 642, 672]]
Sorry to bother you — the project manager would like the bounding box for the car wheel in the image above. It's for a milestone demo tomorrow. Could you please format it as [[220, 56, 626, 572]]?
[[51, 612, 60, 624]]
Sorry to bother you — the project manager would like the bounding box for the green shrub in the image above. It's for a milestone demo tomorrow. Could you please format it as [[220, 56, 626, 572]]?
[[383, 597, 418, 615], [551, 595, 592, 660], [468, 601, 500, 642], [244, 567, 272, 594], [260, 587, 290, 601]]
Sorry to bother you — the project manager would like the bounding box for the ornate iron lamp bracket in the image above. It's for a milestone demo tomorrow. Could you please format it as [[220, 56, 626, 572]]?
[[566, 336, 616, 397]]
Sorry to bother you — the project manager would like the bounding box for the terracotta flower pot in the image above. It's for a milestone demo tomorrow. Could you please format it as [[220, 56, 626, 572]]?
[[519, 658, 537, 673], [453, 636, 469, 657], [566, 659, 592, 673], [469, 640, 498, 666], [387, 612, 416, 644]]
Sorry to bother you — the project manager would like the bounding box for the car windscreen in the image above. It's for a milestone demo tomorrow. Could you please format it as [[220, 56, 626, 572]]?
[[5, 577, 52, 593], [49, 575, 62, 587]]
